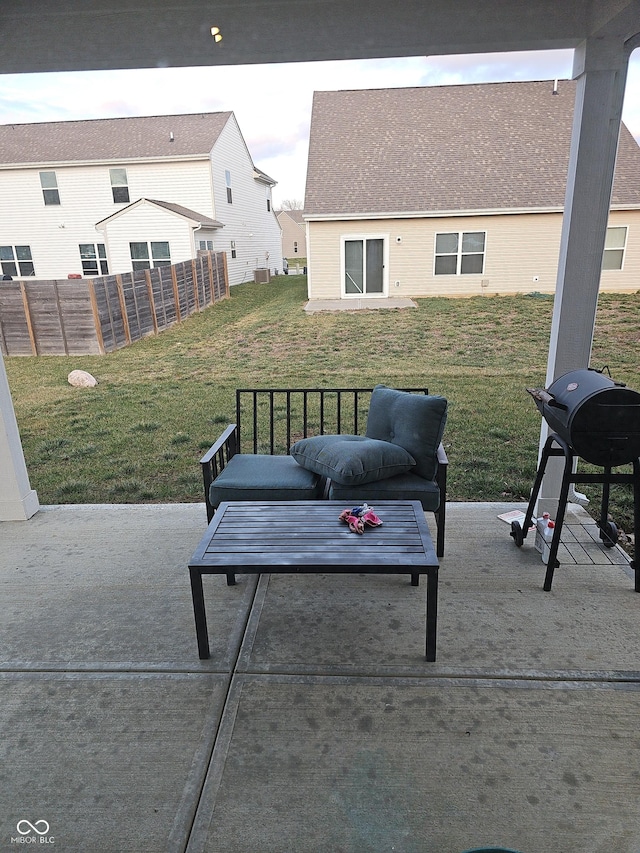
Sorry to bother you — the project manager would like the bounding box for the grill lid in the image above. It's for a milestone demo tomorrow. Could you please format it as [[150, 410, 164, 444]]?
[[527, 368, 640, 467]]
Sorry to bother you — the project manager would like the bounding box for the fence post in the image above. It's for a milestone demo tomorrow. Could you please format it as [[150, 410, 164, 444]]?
[[87, 280, 106, 354], [145, 269, 159, 334], [154, 267, 168, 329], [19, 282, 37, 355], [206, 252, 214, 306], [170, 264, 182, 322], [115, 274, 132, 345], [191, 259, 200, 311], [221, 252, 230, 298], [0, 302, 7, 355], [53, 281, 70, 355]]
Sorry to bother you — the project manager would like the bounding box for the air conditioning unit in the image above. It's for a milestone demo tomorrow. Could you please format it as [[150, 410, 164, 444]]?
[[254, 268, 271, 283]]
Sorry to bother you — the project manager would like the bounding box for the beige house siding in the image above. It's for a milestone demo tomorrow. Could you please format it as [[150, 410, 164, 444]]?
[[277, 211, 307, 258], [306, 210, 640, 300], [602, 211, 640, 291]]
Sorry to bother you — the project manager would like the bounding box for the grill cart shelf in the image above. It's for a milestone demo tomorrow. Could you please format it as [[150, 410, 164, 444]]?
[[510, 368, 640, 592]]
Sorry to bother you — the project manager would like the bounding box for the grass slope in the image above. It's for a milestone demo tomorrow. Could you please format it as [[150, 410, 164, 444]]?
[[5, 277, 640, 537]]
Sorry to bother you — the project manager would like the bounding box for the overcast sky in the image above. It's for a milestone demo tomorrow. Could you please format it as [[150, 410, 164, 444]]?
[[0, 49, 638, 208]]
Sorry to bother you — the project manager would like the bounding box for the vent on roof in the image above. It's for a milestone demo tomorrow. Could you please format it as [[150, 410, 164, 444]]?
[[170, 132, 174, 142]]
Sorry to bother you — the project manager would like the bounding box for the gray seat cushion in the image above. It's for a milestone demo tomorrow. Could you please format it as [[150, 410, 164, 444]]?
[[329, 471, 441, 512], [209, 454, 322, 508], [290, 434, 415, 485]]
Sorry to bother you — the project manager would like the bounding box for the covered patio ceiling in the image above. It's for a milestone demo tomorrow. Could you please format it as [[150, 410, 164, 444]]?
[[1, 0, 640, 521], [0, 0, 639, 73]]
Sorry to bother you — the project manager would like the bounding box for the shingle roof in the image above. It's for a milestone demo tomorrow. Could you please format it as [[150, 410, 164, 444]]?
[[253, 166, 277, 185], [304, 81, 640, 216], [276, 209, 305, 224], [0, 112, 233, 165], [145, 199, 223, 228], [95, 198, 223, 228]]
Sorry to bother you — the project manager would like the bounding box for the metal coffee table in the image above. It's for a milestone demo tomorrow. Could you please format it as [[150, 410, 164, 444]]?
[[188, 499, 439, 661]]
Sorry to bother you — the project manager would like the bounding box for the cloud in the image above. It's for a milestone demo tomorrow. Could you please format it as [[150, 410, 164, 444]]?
[[419, 49, 574, 86], [623, 51, 640, 141], [0, 48, 638, 205], [249, 131, 307, 163]]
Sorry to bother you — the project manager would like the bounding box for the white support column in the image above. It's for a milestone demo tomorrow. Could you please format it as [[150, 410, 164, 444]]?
[[536, 36, 632, 518], [0, 351, 39, 521]]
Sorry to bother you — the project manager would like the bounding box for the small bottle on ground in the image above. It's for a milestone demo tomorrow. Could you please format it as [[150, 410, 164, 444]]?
[[540, 520, 556, 563], [534, 512, 551, 554]]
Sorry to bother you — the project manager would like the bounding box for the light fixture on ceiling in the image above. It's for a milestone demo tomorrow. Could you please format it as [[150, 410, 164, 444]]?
[[210, 26, 222, 43]]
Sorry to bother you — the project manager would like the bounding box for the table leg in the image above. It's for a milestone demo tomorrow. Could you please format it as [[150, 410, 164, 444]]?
[[425, 566, 438, 662], [189, 567, 210, 659]]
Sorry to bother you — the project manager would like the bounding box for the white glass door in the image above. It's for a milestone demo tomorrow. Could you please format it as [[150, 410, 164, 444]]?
[[343, 237, 385, 296]]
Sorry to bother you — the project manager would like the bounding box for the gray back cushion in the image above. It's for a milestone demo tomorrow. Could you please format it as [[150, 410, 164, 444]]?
[[365, 385, 447, 481]]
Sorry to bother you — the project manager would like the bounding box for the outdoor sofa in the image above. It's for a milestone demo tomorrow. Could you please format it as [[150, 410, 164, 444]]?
[[200, 385, 448, 556]]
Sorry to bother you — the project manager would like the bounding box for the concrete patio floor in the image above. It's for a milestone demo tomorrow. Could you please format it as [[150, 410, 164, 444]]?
[[304, 297, 418, 312], [1, 500, 639, 852]]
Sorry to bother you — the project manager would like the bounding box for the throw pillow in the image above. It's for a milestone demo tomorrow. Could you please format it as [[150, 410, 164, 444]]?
[[290, 434, 415, 486]]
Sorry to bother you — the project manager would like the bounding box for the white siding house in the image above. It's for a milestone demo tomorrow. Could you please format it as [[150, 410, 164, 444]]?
[[0, 112, 282, 285], [95, 199, 220, 273], [210, 120, 283, 281]]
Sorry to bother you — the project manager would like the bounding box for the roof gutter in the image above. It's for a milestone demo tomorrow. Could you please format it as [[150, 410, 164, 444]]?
[[303, 204, 640, 221], [0, 154, 209, 170]]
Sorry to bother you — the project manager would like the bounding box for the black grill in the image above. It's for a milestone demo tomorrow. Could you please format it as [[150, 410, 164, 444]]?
[[527, 368, 640, 467], [510, 368, 640, 594]]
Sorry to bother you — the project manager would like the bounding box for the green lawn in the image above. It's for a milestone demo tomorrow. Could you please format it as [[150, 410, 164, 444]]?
[[5, 277, 640, 537]]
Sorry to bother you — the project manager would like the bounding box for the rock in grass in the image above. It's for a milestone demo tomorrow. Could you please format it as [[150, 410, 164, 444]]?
[[68, 369, 98, 388]]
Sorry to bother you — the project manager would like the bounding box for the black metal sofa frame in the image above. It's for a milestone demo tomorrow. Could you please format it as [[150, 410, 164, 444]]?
[[200, 388, 448, 556]]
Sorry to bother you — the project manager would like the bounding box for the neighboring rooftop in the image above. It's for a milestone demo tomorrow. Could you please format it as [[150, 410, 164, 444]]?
[[0, 111, 234, 165], [304, 80, 640, 217], [145, 199, 223, 228], [253, 166, 277, 186], [95, 198, 224, 228], [276, 209, 305, 224]]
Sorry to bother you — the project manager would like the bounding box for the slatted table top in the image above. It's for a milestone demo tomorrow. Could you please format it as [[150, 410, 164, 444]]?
[[189, 500, 438, 571]]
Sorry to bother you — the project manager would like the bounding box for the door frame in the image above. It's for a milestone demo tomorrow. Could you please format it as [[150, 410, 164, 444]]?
[[340, 233, 389, 298]]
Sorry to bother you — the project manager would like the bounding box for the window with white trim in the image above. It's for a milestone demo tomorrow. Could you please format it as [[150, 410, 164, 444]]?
[[199, 240, 214, 251], [40, 171, 60, 205], [230, 240, 237, 259], [225, 170, 232, 204], [602, 226, 627, 270], [0, 245, 35, 277], [110, 168, 130, 203], [129, 241, 171, 271], [79, 243, 109, 276], [435, 231, 486, 275]]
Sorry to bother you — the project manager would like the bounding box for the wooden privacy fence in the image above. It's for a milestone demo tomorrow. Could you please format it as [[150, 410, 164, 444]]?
[[0, 251, 228, 356]]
